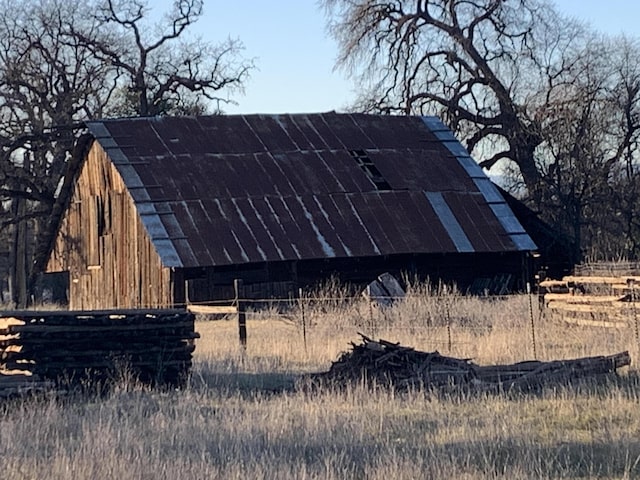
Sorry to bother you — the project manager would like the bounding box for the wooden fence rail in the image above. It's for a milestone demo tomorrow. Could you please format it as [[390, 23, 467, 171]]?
[[540, 275, 639, 328]]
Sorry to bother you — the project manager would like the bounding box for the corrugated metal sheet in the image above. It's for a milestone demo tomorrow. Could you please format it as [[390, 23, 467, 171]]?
[[86, 113, 536, 268], [425, 192, 474, 253], [420, 116, 536, 252]]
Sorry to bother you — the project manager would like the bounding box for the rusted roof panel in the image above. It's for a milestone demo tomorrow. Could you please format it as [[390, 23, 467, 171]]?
[[199, 199, 247, 264], [396, 192, 443, 251], [442, 192, 513, 252], [368, 149, 476, 192], [86, 113, 536, 268], [170, 200, 215, 266], [196, 115, 266, 153], [421, 116, 534, 253], [321, 113, 376, 150], [426, 192, 474, 253], [242, 115, 300, 153], [326, 195, 381, 256], [299, 115, 345, 149], [347, 113, 439, 149]]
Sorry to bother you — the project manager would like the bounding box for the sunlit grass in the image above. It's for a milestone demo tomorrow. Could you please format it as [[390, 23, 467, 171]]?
[[2, 289, 640, 479]]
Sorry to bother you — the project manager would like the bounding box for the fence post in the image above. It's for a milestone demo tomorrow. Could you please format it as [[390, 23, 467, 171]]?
[[299, 287, 307, 352], [234, 279, 247, 350], [368, 298, 376, 338], [445, 297, 452, 353], [527, 282, 537, 360], [630, 279, 638, 353]]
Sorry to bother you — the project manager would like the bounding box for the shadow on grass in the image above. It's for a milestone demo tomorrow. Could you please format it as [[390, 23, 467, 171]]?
[[429, 438, 640, 478], [293, 368, 640, 404], [189, 367, 297, 396]]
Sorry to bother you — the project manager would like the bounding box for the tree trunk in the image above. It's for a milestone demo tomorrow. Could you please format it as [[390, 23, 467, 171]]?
[[10, 198, 28, 308]]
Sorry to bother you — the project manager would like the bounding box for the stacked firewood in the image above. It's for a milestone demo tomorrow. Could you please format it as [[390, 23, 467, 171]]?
[[317, 334, 631, 390], [0, 309, 198, 392]]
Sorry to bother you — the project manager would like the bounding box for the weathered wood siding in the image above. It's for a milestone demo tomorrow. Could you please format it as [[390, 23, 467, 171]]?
[[47, 142, 172, 309]]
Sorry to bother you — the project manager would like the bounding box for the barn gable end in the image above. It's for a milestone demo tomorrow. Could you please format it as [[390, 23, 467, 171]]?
[[47, 141, 173, 310]]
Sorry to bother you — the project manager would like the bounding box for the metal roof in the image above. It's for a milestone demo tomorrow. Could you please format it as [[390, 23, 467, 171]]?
[[86, 113, 536, 268]]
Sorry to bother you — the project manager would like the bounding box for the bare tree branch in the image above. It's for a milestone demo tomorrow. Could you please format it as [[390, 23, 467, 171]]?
[[324, 0, 640, 260], [0, 0, 253, 304]]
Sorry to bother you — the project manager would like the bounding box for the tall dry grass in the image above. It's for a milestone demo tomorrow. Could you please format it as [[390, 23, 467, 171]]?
[[2, 287, 640, 479]]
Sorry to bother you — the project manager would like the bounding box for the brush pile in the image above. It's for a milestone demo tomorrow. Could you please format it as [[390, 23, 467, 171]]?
[[317, 334, 631, 391]]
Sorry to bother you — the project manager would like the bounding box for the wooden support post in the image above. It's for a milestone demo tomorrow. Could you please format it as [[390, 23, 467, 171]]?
[[234, 279, 247, 350], [299, 287, 307, 352]]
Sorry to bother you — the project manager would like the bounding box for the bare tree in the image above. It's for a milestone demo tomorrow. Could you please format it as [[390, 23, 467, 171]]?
[[73, 0, 253, 116], [0, 0, 117, 305], [521, 35, 640, 260], [0, 0, 253, 305], [323, 0, 640, 261], [323, 0, 577, 192]]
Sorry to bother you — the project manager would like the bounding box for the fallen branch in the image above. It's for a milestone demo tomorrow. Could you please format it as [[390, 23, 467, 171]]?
[[313, 334, 630, 391]]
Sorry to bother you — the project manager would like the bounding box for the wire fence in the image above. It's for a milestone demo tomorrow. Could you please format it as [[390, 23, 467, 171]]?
[[190, 290, 640, 364]]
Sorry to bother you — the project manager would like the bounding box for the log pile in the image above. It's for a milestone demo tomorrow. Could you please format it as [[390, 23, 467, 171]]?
[[0, 309, 198, 394], [316, 334, 631, 391], [540, 275, 640, 327]]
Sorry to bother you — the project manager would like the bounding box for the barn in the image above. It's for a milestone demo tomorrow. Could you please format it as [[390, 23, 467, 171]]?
[[45, 113, 537, 310]]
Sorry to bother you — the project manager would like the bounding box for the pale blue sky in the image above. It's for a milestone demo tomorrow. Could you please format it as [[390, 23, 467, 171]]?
[[157, 1, 640, 115]]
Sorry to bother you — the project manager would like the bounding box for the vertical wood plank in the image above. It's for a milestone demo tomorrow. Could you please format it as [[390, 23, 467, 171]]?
[[44, 142, 173, 309]]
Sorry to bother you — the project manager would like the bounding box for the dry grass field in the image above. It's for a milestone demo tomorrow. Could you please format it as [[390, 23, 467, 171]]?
[[3, 287, 640, 479]]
